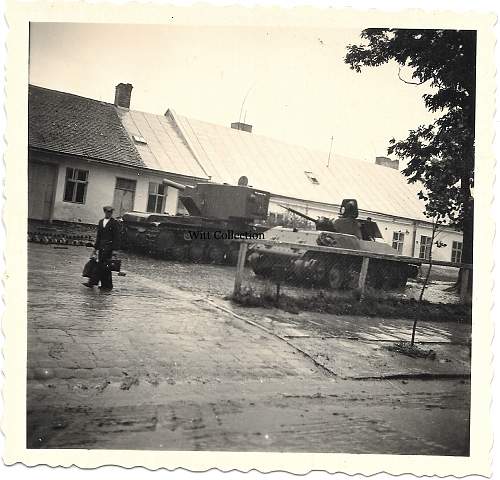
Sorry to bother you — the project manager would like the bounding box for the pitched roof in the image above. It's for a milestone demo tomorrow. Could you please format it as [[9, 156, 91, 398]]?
[[117, 109, 209, 179], [29, 84, 428, 221], [171, 113, 428, 221], [28, 85, 144, 168]]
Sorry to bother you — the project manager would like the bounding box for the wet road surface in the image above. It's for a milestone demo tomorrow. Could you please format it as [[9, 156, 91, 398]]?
[[118, 249, 461, 304], [27, 244, 470, 454]]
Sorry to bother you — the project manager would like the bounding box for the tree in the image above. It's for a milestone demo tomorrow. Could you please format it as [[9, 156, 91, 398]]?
[[411, 215, 440, 345], [345, 29, 475, 292]]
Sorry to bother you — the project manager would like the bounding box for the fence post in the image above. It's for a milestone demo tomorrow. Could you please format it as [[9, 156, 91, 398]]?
[[459, 267, 470, 304], [233, 241, 248, 296], [358, 256, 370, 301]]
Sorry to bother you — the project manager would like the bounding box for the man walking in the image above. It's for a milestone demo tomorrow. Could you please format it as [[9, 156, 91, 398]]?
[[83, 205, 121, 290]]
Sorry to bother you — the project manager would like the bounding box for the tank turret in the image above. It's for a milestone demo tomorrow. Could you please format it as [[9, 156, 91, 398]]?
[[163, 178, 269, 222], [279, 201, 383, 241]]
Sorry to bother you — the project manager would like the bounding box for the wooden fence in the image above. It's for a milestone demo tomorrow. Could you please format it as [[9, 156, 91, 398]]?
[[233, 239, 472, 303]]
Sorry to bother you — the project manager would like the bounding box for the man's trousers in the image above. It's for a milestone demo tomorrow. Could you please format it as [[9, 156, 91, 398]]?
[[89, 249, 113, 289]]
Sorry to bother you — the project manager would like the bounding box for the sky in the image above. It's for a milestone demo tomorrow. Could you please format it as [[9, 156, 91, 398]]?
[[29, 23, 438, 163]]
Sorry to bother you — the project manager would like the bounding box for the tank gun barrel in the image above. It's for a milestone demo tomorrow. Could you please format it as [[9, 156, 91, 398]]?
[[279, 204, 317, 224], [162, 178, 194, 191]]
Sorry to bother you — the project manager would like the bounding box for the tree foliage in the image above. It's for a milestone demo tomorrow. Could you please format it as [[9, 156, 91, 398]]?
[[345, 29, 476, 238]]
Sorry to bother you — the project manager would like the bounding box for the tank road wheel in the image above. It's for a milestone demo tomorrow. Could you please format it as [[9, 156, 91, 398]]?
[[343, 264, 360, 290], [368, 265, 383, 288], [157, 230, 177, 253], [226, 243, 240, 265], [207, 245, 225, 264], [189, 242, 205, 263], [123, 228, 135, 249], [304, 259, 327, 286], [170, 245, 189, 262], [369, 261, 393, 289], [327, 266, 343, 290], [389, 264, 408, 289], [248, 253, 272, 277]]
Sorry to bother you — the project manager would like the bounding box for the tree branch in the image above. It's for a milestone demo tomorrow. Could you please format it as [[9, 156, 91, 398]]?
[[398, 66, 426, 85]]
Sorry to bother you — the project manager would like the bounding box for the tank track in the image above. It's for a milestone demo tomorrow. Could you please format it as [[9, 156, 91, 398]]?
[[122, 223, 245, 265], [249, 251, 410, 290]]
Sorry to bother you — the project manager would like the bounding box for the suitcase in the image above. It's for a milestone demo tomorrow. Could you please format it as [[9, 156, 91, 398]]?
[[82, 258, 97, 278], [107, 258, 122, 272]]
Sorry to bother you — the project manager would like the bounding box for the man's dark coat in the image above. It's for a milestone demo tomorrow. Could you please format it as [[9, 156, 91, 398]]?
[[94, 217, 121, 253], [89, 217, 121, 289]]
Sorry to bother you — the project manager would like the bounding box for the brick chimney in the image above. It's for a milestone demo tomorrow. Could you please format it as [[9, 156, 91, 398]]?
[[231, 122, 252, 133], [375, 156, 399, 170], [114, 83, 133, 109]]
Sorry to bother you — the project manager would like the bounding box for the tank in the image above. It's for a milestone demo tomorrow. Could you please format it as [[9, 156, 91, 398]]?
[[247, 200, 418, 289], [121, 177, 270, 264]]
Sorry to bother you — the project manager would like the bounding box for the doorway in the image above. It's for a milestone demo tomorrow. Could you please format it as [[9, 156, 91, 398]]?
[[28, 161, 58, 220], [113, 177, 136, 217]]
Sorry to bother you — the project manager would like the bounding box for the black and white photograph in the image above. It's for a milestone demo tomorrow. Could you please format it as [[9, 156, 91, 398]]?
[[1, 1, 495, 476]]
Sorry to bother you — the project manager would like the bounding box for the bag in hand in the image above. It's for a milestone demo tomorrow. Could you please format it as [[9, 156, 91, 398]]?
[[107, 257, 122, 272], [82, 258, 97, 278]]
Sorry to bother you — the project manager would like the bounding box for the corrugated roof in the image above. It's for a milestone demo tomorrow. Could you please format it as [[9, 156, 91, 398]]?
[[28, 85, 144, 168], [118, 109, 209, 179], [172, 112, 428, 221]]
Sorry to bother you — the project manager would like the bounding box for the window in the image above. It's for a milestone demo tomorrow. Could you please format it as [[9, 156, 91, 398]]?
[[63, 168, 88, 203], [115, 178, 137, 192], [147, 182, 166, 213], [419, 235, 432, 260], [392, 231, 405, 254], [304, 171, 319, 185], [132, 134, 147, 144], [451, 241, 463, 264]]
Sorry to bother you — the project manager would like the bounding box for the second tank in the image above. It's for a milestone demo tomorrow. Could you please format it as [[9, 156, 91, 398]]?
[[247, 199, 418, 289]]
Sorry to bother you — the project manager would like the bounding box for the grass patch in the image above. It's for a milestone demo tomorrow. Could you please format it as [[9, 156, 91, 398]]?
[[230, 286, 471, 323], [385, 341, 437, 360], [229, 284, 301, 314]]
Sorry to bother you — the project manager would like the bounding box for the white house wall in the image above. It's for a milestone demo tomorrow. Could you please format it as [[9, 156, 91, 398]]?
[[29, 152, 181, 224], [373, 217, 464, 262]]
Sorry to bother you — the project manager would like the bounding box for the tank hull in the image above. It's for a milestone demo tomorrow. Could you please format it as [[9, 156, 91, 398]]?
[[248, 227, 417, 290], [121, 213, 267, 264]]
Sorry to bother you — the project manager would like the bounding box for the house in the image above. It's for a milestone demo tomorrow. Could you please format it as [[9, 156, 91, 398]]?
[[28, 83, 464, 262], [28, 84, 206, 226]]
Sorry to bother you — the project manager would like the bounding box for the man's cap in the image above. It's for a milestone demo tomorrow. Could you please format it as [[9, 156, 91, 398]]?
[[103, 205, 114, 212]]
